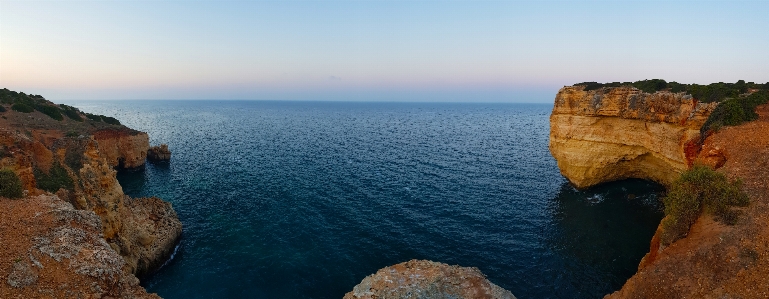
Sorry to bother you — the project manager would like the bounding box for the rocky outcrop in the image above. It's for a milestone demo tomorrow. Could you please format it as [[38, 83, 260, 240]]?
[[92, 128, 149, 169], [147, 144, 171, 162], [122, 196, 182, 277], [0, 101, 181, 288], [0, 195, 158, 298], [344, 260, 516, 299], [549, 86, 717, 188]]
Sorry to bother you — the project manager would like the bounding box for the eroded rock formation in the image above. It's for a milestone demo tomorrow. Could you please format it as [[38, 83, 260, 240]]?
[[344, 260, 516, 299], [549, 86, 717, 188]]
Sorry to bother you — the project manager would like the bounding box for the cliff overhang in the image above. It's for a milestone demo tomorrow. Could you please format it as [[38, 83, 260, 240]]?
[[549, 85, 717, 188]]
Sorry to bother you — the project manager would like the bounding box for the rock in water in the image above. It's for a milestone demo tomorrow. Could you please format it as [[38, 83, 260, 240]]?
[[147, 144, 172, 162], [344, 259, 516, 299]]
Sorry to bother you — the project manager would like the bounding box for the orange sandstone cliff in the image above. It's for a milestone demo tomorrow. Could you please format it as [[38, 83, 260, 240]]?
[[0, 95, 181, 297], [550, 85, 769, 298], [549, 86, 717, 188], [605, 104, 769, 299]]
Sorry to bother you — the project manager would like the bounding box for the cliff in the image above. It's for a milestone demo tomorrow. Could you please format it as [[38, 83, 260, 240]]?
[[549, 86, 717, 188], [344, 260, 516, 299], [550, 85, 769, 298], [0, 90, 181, 296], [605, 103, 769, 298], [92, 128, 150, 169]]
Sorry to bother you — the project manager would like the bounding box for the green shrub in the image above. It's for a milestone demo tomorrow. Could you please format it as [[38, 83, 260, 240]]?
[[11, 103, 34, 113], [34, 104, 64, 121], [34, 162, 74, 192], [632, 79, 668, 93], [701, 91, 769, 136], [660, 165, 749, 245], [85, 113, 102, 122], [102, 116, 121, 125], [59, 105, 84, 122], [0, 169, 24, 199]]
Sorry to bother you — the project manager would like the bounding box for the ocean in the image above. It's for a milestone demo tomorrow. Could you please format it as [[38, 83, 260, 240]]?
[[64, 100, 664, 299]]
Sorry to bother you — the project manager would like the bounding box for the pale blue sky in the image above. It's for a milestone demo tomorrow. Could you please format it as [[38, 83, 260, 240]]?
[[1, 0, 767, 102]]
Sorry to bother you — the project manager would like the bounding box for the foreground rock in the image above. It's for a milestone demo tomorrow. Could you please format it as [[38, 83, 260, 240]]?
[[344, 260, 516, 299], [606, 104, 769, 298], [0, 195, 157, 298], [549, 86, 717, 188], [147, 144, 171, 162]]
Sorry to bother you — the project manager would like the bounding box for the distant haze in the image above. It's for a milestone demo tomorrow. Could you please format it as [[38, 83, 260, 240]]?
[[1, 0, 768, 102]]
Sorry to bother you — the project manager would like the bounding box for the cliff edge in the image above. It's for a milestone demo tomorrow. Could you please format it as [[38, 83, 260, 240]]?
[[550, 85, 717, 188]]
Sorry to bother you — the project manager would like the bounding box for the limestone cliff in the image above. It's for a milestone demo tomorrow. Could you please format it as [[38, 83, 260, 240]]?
[[605, 104, 769, 299], [93, 128, 150, 169], [549, 86, 717, 188], [0, 92, 181, 296], [345, 260, 516, 299]]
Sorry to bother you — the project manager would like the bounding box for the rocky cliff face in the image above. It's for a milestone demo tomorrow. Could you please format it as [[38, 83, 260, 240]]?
[[605, 104, 769, 299], [344, 260, 516, 299], [550, 85, 769, 298], [0, 101, 181, 295], [549, 86, 717, 188], [92, 128, 150, 169]]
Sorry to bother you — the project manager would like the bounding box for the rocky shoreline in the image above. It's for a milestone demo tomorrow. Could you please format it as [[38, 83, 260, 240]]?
[[0, 89, 181, 297]]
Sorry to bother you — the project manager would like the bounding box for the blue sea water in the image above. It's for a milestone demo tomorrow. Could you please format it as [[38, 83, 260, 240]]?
[[65, 100, 664, 299]]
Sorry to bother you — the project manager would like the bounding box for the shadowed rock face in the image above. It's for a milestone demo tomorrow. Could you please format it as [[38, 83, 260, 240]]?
[[147, 144, 171, 162], [344, 260, 516, 299], [549, 86, 717, 188], [92, 128, 150, 169]]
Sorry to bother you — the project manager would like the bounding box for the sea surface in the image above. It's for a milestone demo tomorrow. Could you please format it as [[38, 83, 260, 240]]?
[[65, 100, 664, 299]]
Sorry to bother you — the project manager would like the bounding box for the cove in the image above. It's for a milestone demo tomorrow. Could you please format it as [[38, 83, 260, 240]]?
[[67, 100, 663, 298]]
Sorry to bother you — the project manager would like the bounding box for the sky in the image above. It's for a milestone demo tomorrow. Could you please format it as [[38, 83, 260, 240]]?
[[1, 0, 768, 102]]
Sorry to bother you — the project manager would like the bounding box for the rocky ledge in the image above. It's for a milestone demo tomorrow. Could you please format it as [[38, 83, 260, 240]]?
[[344, 260, 516, 299], [0, 195, 158, 298]]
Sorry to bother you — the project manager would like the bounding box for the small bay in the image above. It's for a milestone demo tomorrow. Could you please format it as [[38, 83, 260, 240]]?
[[65, 100, 663, 299]]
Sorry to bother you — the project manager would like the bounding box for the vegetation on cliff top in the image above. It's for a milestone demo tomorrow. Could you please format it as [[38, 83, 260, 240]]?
[[572, 80, 769, 137], [574, 79, 769, 102], [660, 165, 749, 245], [701, 90, 769, 136], [0, 88, 120, 125], [0, 169, 24, 199]]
